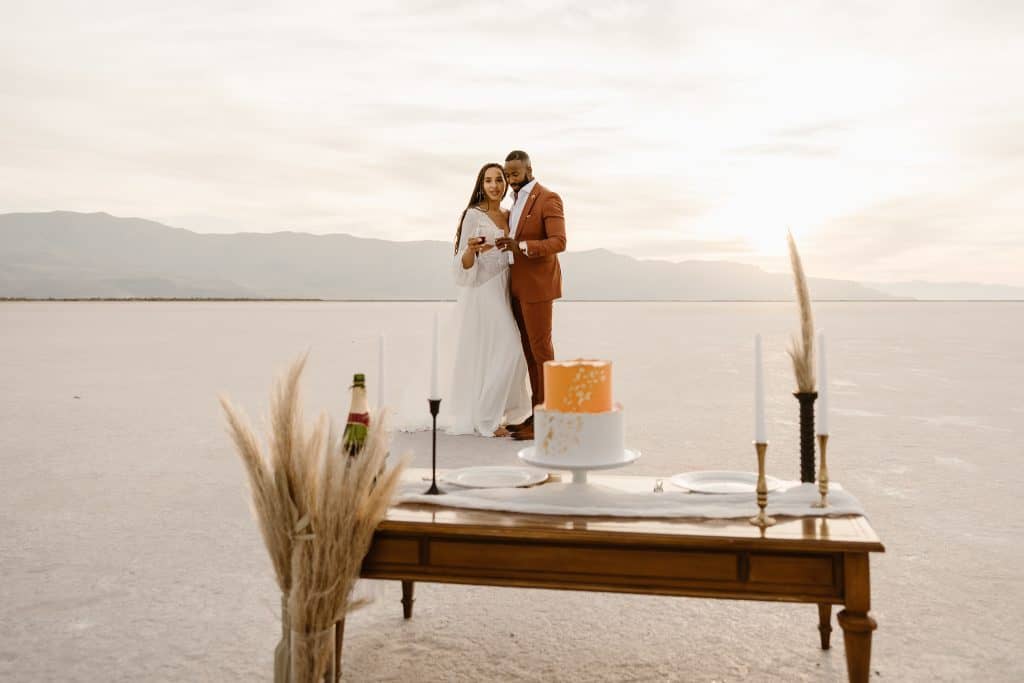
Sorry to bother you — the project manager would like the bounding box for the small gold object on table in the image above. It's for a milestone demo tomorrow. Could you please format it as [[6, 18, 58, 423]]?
[[812, 433, 830, 508], [749, 442, 777, 527]]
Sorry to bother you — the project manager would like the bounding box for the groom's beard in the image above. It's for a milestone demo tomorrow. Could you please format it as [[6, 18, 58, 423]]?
[[511, 177, 533, 194]]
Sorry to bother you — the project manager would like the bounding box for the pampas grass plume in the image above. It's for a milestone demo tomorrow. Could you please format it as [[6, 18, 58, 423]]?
[[786, 230, 816, 392]]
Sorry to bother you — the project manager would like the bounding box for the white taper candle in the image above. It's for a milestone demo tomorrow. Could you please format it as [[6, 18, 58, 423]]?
[[755, 333, 767, 443], [429, 312, 440, 400], [817, 331, 829, 435], [377, 333, 386, 410]]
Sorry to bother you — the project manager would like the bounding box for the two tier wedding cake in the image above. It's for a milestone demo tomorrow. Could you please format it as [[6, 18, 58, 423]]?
[[533, 359, 627, 467]]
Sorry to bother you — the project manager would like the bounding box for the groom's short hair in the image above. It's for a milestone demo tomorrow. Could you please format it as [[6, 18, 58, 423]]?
[[505, 150, 531, 168]]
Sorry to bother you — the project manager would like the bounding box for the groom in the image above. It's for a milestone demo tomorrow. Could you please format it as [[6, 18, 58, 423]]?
[[496, 150, 567, 441]]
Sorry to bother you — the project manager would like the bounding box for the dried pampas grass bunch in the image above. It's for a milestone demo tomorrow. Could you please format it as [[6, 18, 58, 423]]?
[[221, 354, 405, 683], [786, 230, 816, 392]]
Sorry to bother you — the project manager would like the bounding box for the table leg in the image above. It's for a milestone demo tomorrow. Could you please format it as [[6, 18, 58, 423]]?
[[401, 580, 415, 619], [332, 619, 345, 682], [839, 553, 877, 682], [817, 603, 832, 650]]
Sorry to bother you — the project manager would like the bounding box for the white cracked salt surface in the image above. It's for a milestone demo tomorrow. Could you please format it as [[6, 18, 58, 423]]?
[[1, 301, 1022, 681]]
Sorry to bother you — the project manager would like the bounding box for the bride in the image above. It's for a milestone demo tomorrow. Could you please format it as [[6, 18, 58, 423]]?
[[447, 163, 532, 437]]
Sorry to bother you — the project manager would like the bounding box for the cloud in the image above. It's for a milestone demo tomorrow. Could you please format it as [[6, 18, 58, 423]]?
[[774, 121, 852, 138], [1, 1, 1023, 285], [815, 193, 965, 261], [963, 120, 1024, 163], [806, 173, 1024, 284], [729, 142, 840, 158]]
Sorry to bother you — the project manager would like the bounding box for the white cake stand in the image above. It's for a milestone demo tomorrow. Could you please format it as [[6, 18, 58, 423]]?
[[517, 447, 641, 484]]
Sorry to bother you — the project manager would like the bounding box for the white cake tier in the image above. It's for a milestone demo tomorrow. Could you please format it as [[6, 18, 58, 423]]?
[[534, 404, 626, 467]]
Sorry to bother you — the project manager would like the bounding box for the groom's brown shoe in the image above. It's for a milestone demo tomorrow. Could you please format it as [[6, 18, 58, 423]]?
[[511, 426, 534, 441], [506, 416, 533, 433]]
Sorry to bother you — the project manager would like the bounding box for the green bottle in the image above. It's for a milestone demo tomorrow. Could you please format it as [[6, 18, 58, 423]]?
[[343, 373, 370, 457]]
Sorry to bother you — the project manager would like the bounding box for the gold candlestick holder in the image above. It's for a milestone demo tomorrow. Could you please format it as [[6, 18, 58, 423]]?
[[749, 442, 776, 528], [812, 433, 830, 508]]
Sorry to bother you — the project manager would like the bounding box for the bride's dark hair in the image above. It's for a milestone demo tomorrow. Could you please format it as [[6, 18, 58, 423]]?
[[454, 162, 507, 254]]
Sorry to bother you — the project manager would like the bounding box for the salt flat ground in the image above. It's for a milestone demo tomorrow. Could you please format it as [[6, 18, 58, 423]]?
[[1, 301, 1021, 682]]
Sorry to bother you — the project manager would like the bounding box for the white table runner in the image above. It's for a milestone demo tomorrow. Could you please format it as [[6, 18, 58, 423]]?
[[396, 480, 864, 519]]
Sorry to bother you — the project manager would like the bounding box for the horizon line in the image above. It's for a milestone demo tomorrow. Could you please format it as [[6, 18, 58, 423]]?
[[3, 297, 1023, 304]]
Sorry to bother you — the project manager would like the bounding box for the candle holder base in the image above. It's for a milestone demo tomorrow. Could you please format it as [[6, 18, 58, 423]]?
[[749, 512, 777, 527]]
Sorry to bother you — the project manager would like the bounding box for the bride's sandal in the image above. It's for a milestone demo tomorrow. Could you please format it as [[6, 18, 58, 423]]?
[[493, 426, 510, 438]]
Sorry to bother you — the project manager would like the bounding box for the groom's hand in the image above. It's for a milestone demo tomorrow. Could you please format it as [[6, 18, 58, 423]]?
[[495, 237, 521, 255]]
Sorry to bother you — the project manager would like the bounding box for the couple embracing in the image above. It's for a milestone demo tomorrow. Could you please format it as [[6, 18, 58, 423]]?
[[447, 150, 566, 441]]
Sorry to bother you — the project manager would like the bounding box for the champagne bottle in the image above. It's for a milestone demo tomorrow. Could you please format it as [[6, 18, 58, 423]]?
[[343, 373, 370, 457]]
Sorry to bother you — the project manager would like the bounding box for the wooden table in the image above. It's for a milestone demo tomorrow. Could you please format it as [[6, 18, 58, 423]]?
[[352, 469, 884, 681]]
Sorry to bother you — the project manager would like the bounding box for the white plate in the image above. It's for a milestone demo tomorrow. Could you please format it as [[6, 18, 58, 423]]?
[[669, 470, 783, 494], [439, 466, 548, 489]]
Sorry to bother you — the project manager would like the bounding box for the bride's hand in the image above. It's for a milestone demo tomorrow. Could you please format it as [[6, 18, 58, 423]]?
[[469, 237, 494, 255]]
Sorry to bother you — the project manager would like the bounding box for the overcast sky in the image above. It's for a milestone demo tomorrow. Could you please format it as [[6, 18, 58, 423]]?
[[2, 1, 1022, 285]]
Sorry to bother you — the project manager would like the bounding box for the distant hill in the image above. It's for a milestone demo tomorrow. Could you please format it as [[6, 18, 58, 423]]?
[[0, 212, 448, 299], [0, 210, 1014, 300], [864, 280, 1024, 300]]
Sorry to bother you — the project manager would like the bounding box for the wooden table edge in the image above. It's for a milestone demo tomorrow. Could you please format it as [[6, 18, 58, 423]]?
[[377, 516, 886, 554]]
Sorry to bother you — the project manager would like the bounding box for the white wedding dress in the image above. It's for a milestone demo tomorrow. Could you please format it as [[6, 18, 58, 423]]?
[[445, 209, 532, 436]]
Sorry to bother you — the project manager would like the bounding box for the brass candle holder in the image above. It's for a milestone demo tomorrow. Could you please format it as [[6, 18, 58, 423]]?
[[749, 442, 776, 528], [812, 433, 830, 508]]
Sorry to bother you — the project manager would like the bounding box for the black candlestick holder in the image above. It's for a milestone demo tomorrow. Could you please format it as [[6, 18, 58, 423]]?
[[424, 398, 443, 495], [793, 391, 818, 483]]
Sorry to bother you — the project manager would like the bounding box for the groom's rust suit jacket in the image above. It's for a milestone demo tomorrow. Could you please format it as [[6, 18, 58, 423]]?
[[510, 183, 566, 303]]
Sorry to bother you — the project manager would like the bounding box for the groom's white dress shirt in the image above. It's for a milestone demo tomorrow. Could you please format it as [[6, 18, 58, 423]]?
[[509, 178, 537, 241]]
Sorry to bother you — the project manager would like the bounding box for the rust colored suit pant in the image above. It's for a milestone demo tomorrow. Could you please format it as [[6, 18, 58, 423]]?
[[510, 297, 554, 410]]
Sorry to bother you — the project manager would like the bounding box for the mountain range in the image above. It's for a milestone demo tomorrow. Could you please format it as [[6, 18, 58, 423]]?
[[1, 211, 1020, 300]]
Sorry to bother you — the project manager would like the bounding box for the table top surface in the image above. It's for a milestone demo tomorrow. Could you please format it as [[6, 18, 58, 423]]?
[[382, 469, 885, 553]]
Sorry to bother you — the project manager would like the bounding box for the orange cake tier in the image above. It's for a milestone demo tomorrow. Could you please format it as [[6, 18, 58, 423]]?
[[542, 359, 613, 413]]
